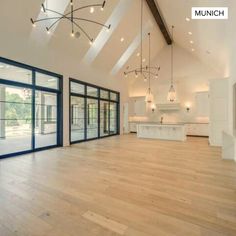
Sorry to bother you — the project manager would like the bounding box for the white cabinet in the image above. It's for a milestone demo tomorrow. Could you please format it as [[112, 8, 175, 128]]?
[[137, 124, 186, 141], [129, 97, 146, 117], [129, 122, 137, 133], [185, 123, 209, 136], [196, 92, 209, 117], [209, 79, 229, 146]]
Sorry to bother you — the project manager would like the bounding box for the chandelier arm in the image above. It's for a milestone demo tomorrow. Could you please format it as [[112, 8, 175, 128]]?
[[138, 66, 159, 71], [71, 1, 74, 34], [43, 9, 72, 31], [45, 8, 68, 18], [64, 4, 104, 17], [71, 20, 93, 41], [47, 16, 69, 31], [73, 18, 110, 29], [33, 17, 63, 23], [142, 73, 147, 80], [44, 16, 93, 41], [142, 71, 157, 76], [125, 69, 141, 74]]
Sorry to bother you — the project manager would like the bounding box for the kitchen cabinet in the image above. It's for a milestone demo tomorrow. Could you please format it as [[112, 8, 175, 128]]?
[[185, 123, 209, 137], [196, 92, 209, 117], [137, 124, 186, 141], [129, 122, 137, 133], [209, 79, 229, 146]]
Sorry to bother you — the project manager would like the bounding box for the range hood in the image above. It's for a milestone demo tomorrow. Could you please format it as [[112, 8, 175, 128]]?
[[157, 103, 181, 111]]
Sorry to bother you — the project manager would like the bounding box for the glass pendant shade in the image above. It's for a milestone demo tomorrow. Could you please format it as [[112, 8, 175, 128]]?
[[167, 84, 176, 102], [145, 88, 154, 103]]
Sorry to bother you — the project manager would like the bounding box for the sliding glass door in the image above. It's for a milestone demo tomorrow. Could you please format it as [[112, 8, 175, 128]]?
[[87, 98, 98, 139], [100, 100, 109, 137], [0, 58, 63, 158], [70, 79, 119, 144], [71, 96, 85, 142], [35, 90, 58, 149], [110, 102, 117, 135], [0, 84, 32, 156]]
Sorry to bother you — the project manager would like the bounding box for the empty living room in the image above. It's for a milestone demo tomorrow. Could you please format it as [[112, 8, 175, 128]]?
[[0, 0, 236, 235]]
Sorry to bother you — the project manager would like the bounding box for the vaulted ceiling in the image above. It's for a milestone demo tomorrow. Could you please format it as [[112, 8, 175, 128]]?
[[0, 0, 235, 82]]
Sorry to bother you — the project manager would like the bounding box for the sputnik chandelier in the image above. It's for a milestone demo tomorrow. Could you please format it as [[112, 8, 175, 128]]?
[[30, 0, 111, 44], [123, 0, 160, 82]]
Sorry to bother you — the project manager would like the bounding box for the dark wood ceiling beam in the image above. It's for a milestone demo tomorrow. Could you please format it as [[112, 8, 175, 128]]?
[[145, 0, 172, 45]]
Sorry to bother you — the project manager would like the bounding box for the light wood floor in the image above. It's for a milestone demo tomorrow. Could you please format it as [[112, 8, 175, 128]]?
[[0, 135, 236, 236]]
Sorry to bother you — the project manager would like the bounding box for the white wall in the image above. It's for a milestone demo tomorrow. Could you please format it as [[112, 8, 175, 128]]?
[[226, 17, 236, 160], [128, 44, 220, 123], [0, 32, 129, 146], [222, 3, 236, 160]]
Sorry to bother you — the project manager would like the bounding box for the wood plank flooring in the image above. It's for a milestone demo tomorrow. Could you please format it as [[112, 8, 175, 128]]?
[[0, 135, 236, 236]]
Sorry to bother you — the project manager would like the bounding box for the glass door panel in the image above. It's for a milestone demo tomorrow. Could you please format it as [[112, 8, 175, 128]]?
[[100, 100, 109, 137], [110, 102, 117, 135], [35, 91, 57, 148], [86, 98, 98, 139], [0, 84, 32, 156], [71, 96, 85, 142]]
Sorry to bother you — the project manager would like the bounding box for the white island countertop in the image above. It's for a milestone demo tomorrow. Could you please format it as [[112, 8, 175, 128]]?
[[137, 123, 186, 141]]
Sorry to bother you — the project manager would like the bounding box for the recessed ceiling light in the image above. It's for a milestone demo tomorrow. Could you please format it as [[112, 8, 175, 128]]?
[[191, 48, 195, 52], [142, 58, 146, 62], [188, 32, 192, 35], [120, 37, 124, 42], [190, 40, 194, 44], [90, 7, 94, 13], [186, 17, 190, 22], [137, 52, 140, 57]]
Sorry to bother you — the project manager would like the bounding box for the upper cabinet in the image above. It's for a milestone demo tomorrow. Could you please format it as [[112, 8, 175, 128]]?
[[129, 97, 146, 117], [209, 79, 229, 146], [196, 92, 209, 117]]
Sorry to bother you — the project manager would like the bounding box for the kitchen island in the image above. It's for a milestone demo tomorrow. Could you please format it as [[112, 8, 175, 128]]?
[[137, 123, 186, 141]]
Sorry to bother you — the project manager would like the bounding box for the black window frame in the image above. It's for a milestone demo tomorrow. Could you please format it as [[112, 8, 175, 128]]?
[[69, 78, 120, 144], [0, 57, 63, 159]]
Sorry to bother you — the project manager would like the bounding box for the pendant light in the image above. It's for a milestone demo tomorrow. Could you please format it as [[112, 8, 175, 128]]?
[[167, 25, 176, 102], [124, 0, 160, 80], [145, 33, 154, 103]]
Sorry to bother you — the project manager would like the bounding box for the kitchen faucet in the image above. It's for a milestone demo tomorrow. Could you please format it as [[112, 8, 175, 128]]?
[[160, 116, 164, 124]]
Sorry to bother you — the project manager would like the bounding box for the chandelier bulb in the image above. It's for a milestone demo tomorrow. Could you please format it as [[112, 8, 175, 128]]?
[[30, 18, 36, 27], [90, 7, 95, 14], [46, 27, 50, 34], [101, 1, 106, 10]]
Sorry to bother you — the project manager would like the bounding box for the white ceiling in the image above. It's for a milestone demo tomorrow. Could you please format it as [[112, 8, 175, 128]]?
[[0, 0, 235, 82], [156, 0, 236, 77]]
